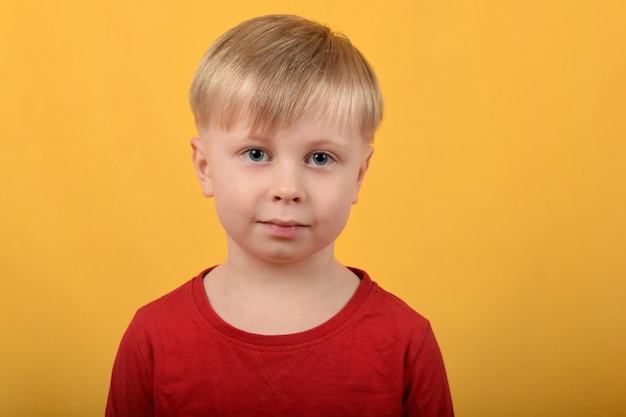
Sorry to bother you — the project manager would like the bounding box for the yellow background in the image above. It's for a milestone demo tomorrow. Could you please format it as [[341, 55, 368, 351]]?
[[1, 0, 625, 416]]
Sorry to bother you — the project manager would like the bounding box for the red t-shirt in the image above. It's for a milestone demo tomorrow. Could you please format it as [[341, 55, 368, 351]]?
[[106, 267, 454, 416]]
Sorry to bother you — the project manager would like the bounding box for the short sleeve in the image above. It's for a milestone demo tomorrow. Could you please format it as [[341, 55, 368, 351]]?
[[402, 324, 454, 417], [105, 314, 155, 417]]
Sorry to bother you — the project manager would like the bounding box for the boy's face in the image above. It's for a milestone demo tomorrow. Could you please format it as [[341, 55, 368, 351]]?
[[191, 115, 373, 266]]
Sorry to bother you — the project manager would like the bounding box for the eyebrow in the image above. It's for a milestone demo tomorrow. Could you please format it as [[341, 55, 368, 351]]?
[[305, 137, 351, 150], [237, 132, 351, 147]]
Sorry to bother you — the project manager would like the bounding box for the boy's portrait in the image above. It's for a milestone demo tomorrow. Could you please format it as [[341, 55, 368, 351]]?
[[1, 2, 625, 417], [107, 14, 452, 416]]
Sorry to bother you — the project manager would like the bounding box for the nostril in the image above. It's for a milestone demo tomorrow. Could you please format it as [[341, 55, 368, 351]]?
[[273, 195, 302, 203]]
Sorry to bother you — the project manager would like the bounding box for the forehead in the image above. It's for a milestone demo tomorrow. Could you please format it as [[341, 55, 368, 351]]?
[[201, 111, 365, 147], [263, 110, 361, 138], [204, 91, 369, 142]]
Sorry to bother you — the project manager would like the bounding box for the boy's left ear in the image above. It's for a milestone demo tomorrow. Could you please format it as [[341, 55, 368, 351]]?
[[190, 137, 214, 198], [353, 145, 374, 204]]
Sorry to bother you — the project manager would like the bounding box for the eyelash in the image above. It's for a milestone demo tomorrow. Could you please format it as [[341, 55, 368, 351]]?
[[241, 149, 336, 167], [306, 152, 335, 166], [242, 148, 270, 162]]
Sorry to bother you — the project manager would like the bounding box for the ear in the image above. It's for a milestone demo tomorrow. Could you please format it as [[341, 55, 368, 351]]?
[[352, 145, 374, 204], [190, 137, 214, 198]]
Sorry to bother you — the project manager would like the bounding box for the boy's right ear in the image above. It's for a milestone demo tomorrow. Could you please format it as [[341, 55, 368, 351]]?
[[190, 137, 214, 198]]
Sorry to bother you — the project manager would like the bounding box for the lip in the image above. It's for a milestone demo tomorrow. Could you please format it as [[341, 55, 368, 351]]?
[[259, 219, 308, 238], [261, 219, 305, 227]]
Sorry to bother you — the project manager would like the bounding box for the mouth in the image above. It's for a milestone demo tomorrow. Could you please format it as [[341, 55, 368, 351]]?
[[260, 219, 306, 227], [259, 219, 308, 238]]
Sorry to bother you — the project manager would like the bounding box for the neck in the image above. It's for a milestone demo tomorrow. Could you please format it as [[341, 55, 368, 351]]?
[[204, 242, 360, 335], [219, 244, 342, 289]]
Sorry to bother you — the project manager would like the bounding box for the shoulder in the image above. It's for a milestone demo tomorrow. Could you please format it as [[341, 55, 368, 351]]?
[[350, 268, 433, 341], [135, 280, 192, 319], [128, 268, 210, 334], [355, 268, 430, 322]]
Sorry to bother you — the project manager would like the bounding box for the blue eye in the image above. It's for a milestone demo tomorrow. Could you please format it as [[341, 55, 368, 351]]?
[[244, 148, 267, 162], [308, 152, 333, 166]]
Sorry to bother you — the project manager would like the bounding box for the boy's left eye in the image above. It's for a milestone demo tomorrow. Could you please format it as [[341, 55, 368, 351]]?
[[307, 152, 334, 166]]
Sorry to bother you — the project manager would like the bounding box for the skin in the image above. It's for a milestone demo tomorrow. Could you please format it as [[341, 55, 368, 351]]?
[[191, 115, 373, 335]]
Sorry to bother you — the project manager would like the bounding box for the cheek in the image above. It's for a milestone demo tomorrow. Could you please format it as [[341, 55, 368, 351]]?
[[212, 176, 253, 221], [213, 194, 253, 239], [316, 186, 354, 227], [212, 169, 251, 200]]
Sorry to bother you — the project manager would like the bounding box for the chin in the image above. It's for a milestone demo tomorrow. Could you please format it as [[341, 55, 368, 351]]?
[[251, 247, 327, 265]]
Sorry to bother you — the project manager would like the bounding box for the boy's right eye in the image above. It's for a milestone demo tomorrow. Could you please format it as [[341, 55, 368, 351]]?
[[242, 148, 268, 162]]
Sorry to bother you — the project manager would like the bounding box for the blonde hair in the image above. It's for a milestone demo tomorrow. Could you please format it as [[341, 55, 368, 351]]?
[[189, 14, 383, 141]]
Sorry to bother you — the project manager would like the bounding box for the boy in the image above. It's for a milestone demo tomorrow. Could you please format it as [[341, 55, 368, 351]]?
[[106, 14, 453, 417]]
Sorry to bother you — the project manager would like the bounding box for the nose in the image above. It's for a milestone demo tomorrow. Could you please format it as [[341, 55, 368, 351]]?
[[270, 163, 304, 203]]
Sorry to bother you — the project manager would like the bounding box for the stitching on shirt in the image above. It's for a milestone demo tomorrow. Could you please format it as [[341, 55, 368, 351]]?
[[251, 348, 307, 402]]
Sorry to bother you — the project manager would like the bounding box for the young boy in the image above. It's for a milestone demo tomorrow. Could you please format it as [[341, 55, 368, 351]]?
[[106, 14, 453, 417]]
